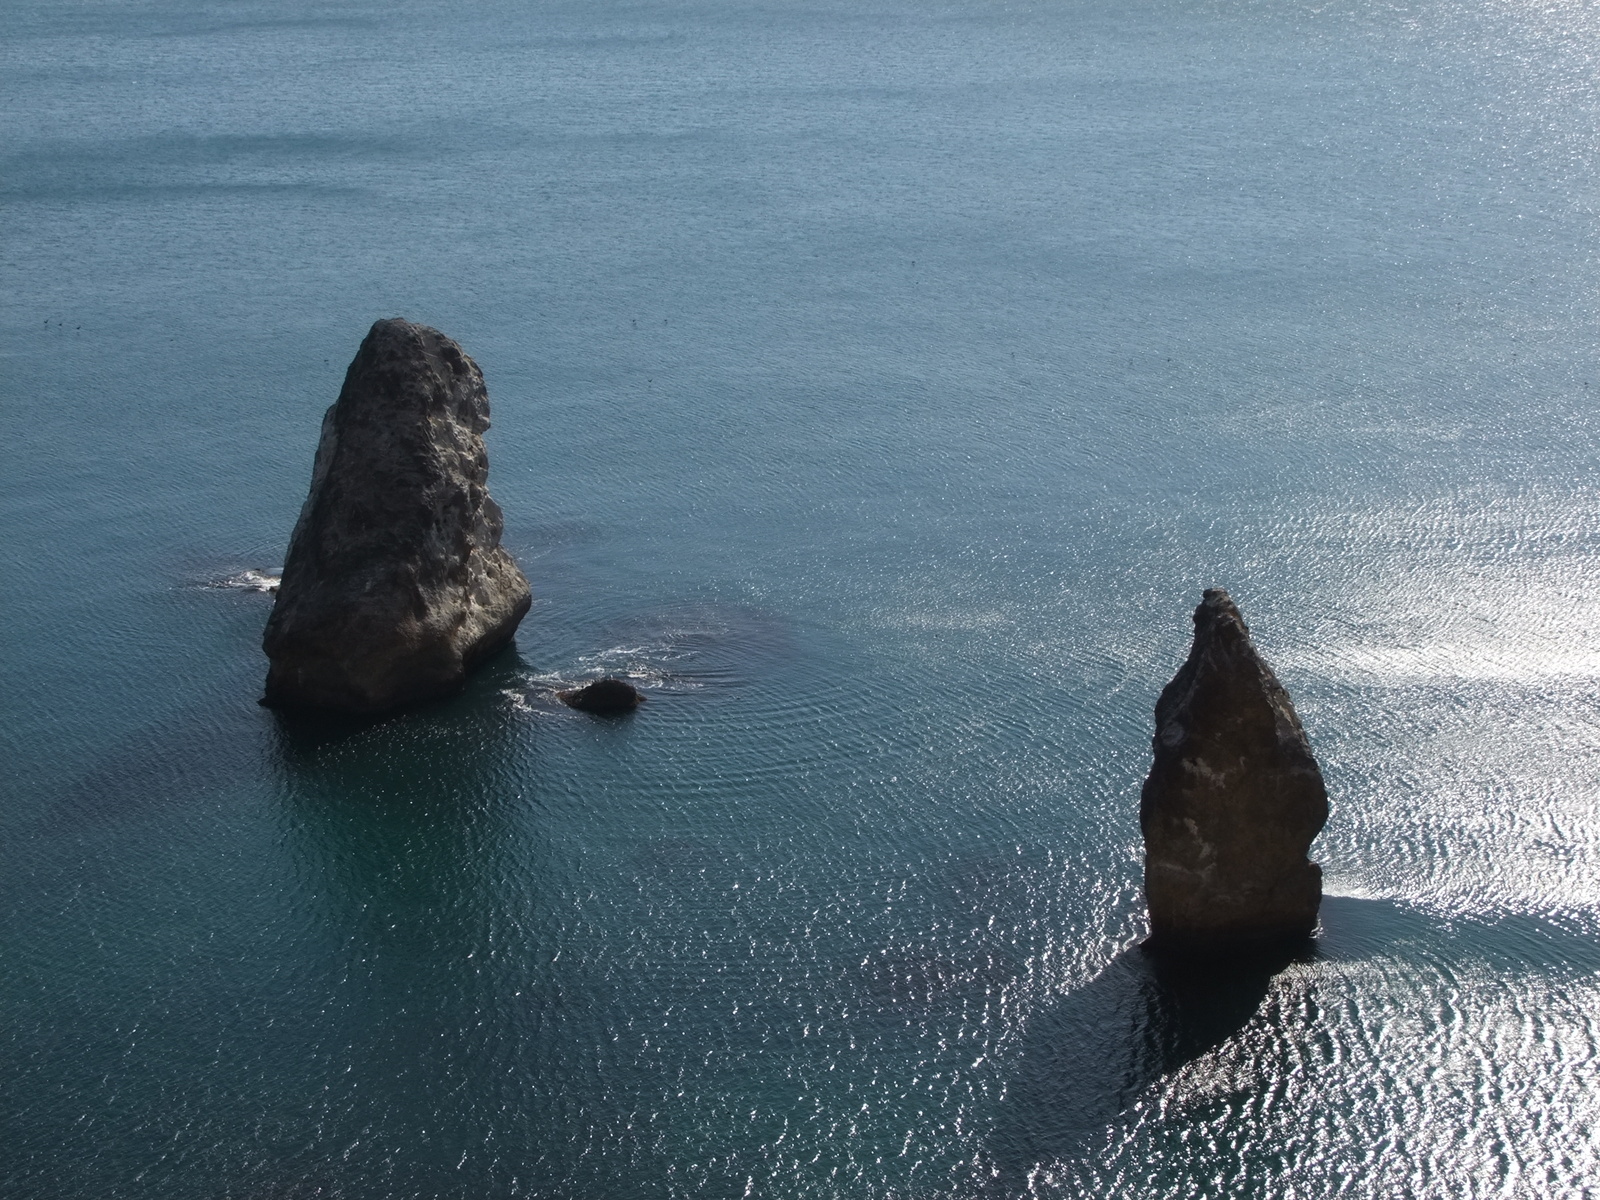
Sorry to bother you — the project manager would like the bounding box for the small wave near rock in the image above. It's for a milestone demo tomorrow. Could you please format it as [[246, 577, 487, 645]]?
[[504, 605, 798, 716], [557, 677, 646, 715], [212, 569, 282, 593], [507, 656, 659, 716]]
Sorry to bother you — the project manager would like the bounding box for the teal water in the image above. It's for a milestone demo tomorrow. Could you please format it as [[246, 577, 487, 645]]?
[[4, 0, 1600, 1196]]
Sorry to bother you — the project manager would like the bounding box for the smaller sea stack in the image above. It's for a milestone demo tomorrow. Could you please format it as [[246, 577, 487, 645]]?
[[558, 678, 646, 716], [1140, 589, 1328, 954], [262, 319, 531, 714]]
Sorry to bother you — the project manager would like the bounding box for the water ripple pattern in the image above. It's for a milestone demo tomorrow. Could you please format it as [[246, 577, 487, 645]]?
[[3, 0, 1599, 1197]]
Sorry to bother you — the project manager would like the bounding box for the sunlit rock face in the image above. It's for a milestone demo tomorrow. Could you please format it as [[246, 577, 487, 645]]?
[[1140, 589, 1328, 953], [262, 319, 531, 714]]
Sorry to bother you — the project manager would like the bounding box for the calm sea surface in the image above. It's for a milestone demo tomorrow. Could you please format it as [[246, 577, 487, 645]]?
[[3, 0, 1599, 1196]]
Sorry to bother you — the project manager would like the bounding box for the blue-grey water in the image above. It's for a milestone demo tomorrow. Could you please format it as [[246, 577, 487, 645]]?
[[4, 0, 1600, 1196]]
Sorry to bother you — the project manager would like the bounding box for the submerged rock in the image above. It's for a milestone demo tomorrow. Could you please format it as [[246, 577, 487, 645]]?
[[558, 678, 645, 716], [262, 319, 531, 713], [1140, 589, 1328, 953]]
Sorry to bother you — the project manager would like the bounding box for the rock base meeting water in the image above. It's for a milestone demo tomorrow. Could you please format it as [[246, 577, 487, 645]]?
[[262, 319, 531, 714]]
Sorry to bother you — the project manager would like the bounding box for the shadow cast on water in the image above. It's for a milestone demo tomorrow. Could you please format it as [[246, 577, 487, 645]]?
[[989, 894, 1600, 1191], [257, 651, 551, 1200], [268, 643, 532, 754], [268, 647, 538, 938], [989, 938, 1312, 1186], [51, 644, 534, 830], [51, 693, 266, 827]]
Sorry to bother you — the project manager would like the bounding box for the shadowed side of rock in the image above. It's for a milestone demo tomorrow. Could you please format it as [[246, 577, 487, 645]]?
[[1140, 589, 1328, 954], [262, 319, 532, 714]]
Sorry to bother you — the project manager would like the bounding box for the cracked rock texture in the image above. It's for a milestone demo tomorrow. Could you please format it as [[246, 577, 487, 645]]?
[[1140, 589, 1328, 953], [262, 319, 531, 713]]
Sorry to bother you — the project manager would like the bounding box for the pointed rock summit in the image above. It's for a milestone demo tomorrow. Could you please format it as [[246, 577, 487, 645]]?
[[262, 319, 531, 713], [1140, 589, 1328, 953]]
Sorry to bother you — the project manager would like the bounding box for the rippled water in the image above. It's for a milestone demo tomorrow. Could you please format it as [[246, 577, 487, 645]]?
[[3, 0, 1599, 1196]]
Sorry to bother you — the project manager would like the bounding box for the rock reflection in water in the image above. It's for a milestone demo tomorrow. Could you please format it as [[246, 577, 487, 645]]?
[[262, 659, 546, 1200]]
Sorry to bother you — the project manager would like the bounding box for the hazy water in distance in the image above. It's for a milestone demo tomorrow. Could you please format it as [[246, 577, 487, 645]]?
[[3, 0, 1600, 1196]]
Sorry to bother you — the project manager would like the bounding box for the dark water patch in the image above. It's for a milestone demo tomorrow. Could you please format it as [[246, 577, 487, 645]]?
[[274, 720, 518, 928], [0, 132, 424, 203], [7, 2, 379, 42], [990, 898, 1600, 1192], [0, 181, 373, 204], [267, 650, 540, 1069], [991, 942, 1310, 1179], [268, 644, 533, 760], [45, 644, 530, 831], [46, 692, 271, 829]]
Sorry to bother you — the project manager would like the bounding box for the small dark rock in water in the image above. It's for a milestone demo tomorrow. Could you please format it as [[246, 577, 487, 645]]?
[[262, 319, 532, 714], [559, 678, 645, 716], [1140, 588, 1328, 954]]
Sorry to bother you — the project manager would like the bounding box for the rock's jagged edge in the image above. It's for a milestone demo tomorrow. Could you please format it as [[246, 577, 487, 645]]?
[[1139, 589, 1328, 955], [262, 319, 531, 714]]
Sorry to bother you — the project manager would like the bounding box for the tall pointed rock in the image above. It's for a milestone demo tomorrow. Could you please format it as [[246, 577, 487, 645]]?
[[262, 319, 532, 713], [1140, 589, 1328, 952]]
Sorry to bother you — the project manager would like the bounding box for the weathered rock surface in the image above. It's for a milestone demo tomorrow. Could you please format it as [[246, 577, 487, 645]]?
[[262, 319, 531, 713], [1140, 589, 1328, 953], [558, 678, 646, 716]]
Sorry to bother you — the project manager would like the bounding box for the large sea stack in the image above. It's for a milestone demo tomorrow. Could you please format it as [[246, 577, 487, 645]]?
[[1140, 589, 1328, 954], [262, 319, 532, 714]]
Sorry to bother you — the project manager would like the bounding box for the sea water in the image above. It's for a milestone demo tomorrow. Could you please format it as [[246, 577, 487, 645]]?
[[2, 0, 1598, 1196]]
